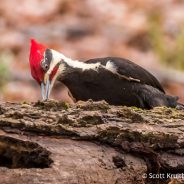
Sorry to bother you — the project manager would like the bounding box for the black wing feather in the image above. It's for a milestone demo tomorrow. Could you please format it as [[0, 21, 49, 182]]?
[[85, 57, 165, 93]]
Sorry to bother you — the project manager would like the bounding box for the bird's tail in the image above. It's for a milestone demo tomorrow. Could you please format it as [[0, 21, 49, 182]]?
[[176, 102, 184, 110], [167, 95, 184, 110], [166, 95, 179, 108]]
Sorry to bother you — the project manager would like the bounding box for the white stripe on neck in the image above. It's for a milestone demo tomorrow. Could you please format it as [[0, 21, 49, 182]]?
[[48, 49, 118, 77], [51, 49, 100, 71]]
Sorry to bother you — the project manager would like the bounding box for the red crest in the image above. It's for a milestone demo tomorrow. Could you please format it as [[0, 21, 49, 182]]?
[[29, 39, 47, 83]]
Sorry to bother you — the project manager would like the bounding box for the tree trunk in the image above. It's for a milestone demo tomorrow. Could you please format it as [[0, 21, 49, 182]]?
[[0, 100, 184, 184]]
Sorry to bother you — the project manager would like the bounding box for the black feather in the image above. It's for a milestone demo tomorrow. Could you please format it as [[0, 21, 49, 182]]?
[[85, 57, 165, 93], [58, 57, 178, 109]]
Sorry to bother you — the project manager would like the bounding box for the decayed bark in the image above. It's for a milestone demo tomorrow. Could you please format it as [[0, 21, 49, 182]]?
[[0, 100, 184, 184]]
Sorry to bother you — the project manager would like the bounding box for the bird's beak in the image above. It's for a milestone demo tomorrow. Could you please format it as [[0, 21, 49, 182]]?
[[40, 49, 63, 100], [41, 82, 45, 100], [44, 73, 51, 100], [40, 73, 51, 100]]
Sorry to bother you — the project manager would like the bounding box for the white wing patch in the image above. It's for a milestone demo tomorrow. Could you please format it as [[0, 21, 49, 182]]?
[[105, 61, 117, 73], [105, 60, 140, 82], [67, 60, 101, 71]]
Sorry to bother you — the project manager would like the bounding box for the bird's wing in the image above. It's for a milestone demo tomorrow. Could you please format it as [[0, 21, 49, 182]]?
[[85, 57, 165, 93]]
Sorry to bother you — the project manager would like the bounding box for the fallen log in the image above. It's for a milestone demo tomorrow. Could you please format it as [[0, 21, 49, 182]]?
[[0, 100, 184, 184]]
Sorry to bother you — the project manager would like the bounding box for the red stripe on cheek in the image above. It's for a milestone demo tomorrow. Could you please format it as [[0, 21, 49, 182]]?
[[50, 66, 59, 80]]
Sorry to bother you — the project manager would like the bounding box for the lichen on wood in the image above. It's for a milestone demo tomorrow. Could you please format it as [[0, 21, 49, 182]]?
[[0, 100, 184, 184]]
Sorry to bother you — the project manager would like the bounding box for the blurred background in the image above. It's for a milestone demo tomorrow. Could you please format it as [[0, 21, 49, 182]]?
[[0, 0, 184, 103]]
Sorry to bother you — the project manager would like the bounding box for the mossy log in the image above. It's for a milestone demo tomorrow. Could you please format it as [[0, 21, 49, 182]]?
[[0, 100, 184, 184]]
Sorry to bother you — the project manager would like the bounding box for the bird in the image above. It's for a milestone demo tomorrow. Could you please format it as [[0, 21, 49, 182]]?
[[29, 39, 179, 109]]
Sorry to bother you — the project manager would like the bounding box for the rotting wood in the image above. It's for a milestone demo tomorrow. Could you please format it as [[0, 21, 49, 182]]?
[[0, 100, 184, 184]]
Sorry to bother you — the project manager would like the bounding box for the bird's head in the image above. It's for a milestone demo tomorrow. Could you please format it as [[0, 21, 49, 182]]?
[[29, 39, 65, 100]]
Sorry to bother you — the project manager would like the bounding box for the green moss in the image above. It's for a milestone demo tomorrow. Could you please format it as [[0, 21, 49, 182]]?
[[131, 106, 143, 111], [21, 101, 29, 105]]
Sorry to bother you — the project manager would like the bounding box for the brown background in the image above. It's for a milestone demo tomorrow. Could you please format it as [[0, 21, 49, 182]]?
[[0, 0, 184, 103]]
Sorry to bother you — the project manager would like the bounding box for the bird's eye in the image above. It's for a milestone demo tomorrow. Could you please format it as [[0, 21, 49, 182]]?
[[45, 64, 48, 69], [41, 60, 49, 71]]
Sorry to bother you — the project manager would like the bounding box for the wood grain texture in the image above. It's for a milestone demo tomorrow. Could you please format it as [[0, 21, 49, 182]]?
[[0, 100, 184, 184]]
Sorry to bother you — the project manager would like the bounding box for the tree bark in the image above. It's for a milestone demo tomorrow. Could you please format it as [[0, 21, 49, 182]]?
[[0, 100, 184, 184]]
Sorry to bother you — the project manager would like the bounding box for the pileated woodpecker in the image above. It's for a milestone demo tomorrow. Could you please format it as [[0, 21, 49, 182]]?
[[29, 39, 179, 109]]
